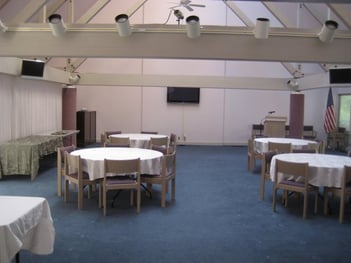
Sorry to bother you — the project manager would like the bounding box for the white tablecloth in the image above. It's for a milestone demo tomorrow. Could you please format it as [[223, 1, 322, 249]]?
[[71, 147, 163, 180], [270, 153, 351, 187], [254, 137, 317, 154], [109, 133, 168, 148], [0, 196, 55, 263]]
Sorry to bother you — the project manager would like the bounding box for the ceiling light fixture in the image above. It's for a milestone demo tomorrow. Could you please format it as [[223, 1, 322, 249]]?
[[287, 79, 299, 91], [186, 15, 200, 39], [0, 19, 8, 32], [68, 74, 80, 85], [318, 20, 338, 43], [115, 14, 132, 37], [254, 18, 270, 39], [48, 14, 66, 37], [174, 9, 184, 24]]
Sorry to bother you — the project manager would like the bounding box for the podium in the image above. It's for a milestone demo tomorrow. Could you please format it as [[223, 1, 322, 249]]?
[[263, 116, 287, 137]]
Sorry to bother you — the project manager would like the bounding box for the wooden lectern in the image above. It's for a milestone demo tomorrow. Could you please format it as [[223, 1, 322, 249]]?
[[263, 116, 287, 138]]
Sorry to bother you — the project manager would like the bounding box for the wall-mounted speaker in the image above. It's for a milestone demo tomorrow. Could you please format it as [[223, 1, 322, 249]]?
[[329, 68, 351, 84], [21, 60, 45, 79]]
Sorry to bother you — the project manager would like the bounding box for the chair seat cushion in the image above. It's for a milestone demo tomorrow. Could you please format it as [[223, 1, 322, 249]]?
[[280, 179, 304, 187], [106, 176, 136, 184], [67, 171, 90, 180]]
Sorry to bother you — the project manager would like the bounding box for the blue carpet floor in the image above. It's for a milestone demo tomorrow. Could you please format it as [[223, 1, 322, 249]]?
[[1, 145, 351, 263]]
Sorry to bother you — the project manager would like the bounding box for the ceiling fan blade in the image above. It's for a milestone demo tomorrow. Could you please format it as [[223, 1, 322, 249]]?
[[184, 5, 194, 11], [189, 4, 206, 8]]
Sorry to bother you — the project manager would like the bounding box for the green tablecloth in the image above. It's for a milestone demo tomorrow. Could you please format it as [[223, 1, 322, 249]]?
[[0, 135, 63, 180]]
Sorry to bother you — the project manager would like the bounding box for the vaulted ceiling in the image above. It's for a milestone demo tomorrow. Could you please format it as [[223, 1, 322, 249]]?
[[0, 0, 350, 88]]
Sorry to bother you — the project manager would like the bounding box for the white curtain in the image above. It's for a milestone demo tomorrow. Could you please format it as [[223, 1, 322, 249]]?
[[0, 74, 13, 142], [0, 74, 62, 142]]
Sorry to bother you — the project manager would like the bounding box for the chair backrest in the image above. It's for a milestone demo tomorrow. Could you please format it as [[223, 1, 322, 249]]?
[[151, 144, 168, 154], [104, 158, 140, 179], [292, 148, 317, 154], [104, 142, 130, 148], [169, 133, 177, 153], [109, 136, 130, 147], [102, 131, 122, 145], [342, 165, 351, 190], [64, 152, 83, 182], [274, 159, 309, 186], [248, 138, 254, 153], [58, 145, 76, 166], [141, 131, 158, 134], [268, 142, 292, 153], [261, 151, 277, 174], [150, 136, 168, 146], [105, 130, 122, 137], [161, 151, 176, 178]]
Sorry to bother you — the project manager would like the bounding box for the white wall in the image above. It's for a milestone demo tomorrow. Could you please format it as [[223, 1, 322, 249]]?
[[76, 83, 329, 145]]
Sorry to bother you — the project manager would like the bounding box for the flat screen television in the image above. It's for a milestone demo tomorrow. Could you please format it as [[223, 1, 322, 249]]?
[[21, 60, 45, 79], [329, 68, 351, 84], [167, 87, 200, 104]]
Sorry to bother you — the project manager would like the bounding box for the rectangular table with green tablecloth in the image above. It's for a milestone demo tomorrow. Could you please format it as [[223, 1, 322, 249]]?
[[0, 135, 63, 180]]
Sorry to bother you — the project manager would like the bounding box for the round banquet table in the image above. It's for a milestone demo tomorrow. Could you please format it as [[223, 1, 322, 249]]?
[[71, 147, 163, 180], [109, 133, 168, 148], [254, 137, 318, 154], [270, 153, 351, 188]]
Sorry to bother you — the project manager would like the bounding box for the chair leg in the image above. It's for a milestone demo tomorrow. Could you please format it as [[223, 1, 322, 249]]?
[[272, 187, 277, 212], [161, 182, 167, 208], [323, 190, 329, 215], [171, 178, 176, 201], [103, 187, 107, 216], [130, 190, 134, 206], [260, 173, 265, 201], [57, 169, 62, 197], [78, 185, 83, 210], [303, 192, 308, 219], [314, 190, 318, 214], [136, 187, 141, 213], [64, 179, 69, 203], [339, 194, 345, 224]]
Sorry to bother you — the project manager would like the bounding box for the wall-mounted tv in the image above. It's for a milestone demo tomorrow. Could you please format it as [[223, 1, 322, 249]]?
[[21, 60, 45, 79], [167, 87, 200, 104]]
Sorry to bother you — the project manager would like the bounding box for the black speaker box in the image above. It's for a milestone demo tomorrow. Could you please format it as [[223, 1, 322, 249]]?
[[329, 68, 351, 84]]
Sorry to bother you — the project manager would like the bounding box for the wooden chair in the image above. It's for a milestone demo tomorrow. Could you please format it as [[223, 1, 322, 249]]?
[[260, 142, 291, 201], [101, 130, 122, 146], [169, 133, 177, 154], [260, 151, 277, 200], [141, 151, 176, 208], [108, 136, 130, 147], [268, 142, 292, 153], [63, 152, 95, 210], [100, 158, 141, 216], [247, 138, 262, 172], [272, 159, 318, 219], [57, 145, 76, 197], [323, 165, 351, 223], [150, 136, 169, 153]]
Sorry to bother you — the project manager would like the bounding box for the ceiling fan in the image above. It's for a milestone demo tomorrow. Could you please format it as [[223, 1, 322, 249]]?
[[170, 0, 206, 12]]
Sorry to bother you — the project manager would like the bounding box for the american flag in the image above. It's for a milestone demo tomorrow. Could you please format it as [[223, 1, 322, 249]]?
[[324, 87, 337, 133]]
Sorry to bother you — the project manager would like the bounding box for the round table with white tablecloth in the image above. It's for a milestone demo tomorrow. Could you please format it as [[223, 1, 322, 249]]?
[[254, 137, 318, 154], [70, 147, 163, 180], [270, 153, 351, 188], [109, 133, 168, 148]]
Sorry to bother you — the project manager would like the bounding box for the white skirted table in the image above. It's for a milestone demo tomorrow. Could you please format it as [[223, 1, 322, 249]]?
[[109, 133, 168, 149], [0, 196, 55, 263], [270, 153, 351, 187], [70, 147, 163, 180], [254, 137, 318, 154]]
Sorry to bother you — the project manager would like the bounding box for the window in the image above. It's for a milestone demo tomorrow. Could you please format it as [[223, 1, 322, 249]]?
[[338, 94, 351, 131]]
